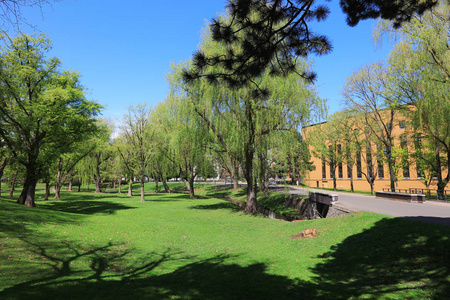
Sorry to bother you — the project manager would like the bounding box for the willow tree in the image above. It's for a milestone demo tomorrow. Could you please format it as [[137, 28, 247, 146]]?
[[154, 94, 213, 200], [0, 33, 102, 207], [181, 17, 324, 213], [376, 1, 450, 199]]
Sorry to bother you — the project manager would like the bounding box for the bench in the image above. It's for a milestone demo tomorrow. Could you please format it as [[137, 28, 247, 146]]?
[[375, 191, 425, 203]]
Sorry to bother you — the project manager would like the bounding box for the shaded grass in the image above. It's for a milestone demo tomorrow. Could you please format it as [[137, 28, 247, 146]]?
[[0, 185, 449, 299]]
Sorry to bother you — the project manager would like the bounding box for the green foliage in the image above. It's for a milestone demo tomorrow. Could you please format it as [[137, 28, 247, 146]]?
[[0, 33, 102, 206]]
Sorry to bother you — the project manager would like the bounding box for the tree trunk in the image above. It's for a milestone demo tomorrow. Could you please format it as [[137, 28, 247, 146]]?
[[18, 164, 37, 207], [387, 147, 396, 192], [127, 179, 133, 197], [140, 178, 145, 202], [68, 177, 73, 192], [231, 163, 239, 190], [54, 185, 61, 199], [243, 147, 257, 214], [113, 180, 116, 191], [155, 178, 159, 193], [333, 174, 337, 191], [54, 158, 63, 199], [45, 181, 50, 201], [94, 155, 101, 193], [9, 170, 18, 197], [163, 180, 170, 193], [183, 178, 190, 191], [78, 182, 81, 192], [0, 158, 7, 197], [188, 175, 195, 199], [118, 179, 121, 194], [24, 178, 37, 207]]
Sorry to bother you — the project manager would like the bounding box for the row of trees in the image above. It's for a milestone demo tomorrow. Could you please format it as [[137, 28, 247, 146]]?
[[307, 1, 450, 199]]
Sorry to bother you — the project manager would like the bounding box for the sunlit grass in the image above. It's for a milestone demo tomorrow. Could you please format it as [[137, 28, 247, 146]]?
[[0, 183, 449, 299]]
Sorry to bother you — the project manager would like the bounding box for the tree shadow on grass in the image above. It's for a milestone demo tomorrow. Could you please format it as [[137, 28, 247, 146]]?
[[0, 241, 314, 300], [190, 201, 243, 213], [0, 197, 77, 237], [1, 208, 449, 299], [309, 216, 450, 299], [39, 198, 135, 215]]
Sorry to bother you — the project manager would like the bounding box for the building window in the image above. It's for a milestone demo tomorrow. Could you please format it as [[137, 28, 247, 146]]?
[[417, 168, 423, 178], [347, 164, 352, 179], [322, 156, 326, 179], [399, 120, 406, 129], [378, 161, 384, 178]]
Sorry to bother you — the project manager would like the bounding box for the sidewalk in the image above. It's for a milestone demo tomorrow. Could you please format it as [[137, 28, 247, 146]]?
[[286, 186, 450, 227]]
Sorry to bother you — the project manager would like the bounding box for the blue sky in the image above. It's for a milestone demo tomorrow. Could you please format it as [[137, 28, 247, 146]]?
[[16, 0, 392, 122]]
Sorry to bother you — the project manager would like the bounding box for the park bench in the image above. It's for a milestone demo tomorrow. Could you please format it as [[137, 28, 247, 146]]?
[[375, 191, 425, 203]]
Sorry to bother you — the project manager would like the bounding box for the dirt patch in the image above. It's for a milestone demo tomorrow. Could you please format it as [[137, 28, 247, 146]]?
[[291, 228, 318, 239]]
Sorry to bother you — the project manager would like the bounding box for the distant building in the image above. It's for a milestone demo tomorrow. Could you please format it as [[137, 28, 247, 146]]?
[[302, 113, 436, 193]]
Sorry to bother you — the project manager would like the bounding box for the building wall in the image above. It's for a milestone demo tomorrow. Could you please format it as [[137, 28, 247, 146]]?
[[302, 115, 436, 193]]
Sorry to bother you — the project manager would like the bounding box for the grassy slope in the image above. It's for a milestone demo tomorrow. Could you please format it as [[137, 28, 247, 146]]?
[[0, 183, 449, 299]]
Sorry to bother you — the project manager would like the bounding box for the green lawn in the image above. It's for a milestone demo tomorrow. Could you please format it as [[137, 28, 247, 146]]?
[[0, 183, 449, 299]]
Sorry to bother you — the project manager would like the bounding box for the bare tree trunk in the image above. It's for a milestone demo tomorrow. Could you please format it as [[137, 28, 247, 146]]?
[[188, 175, 195, 199], [17, 162, 37, 207], [54, 158, 63, 199], [350, 173, 354, 193], [113, 180, 116, 191], [68, 177, 73, 192], [9, 170, 18, 197], [45, 181, 50, 201], [231, 163, 239, 190], [140, 178, 145, 202], [118, 179, 121, 194], [163, 179, 170, 193], [155, 178, 159, 193], [127, 179, 133, 197], [0, 158, 7, 197], [94, 157, 101, 193], [243, 145, 257, 214], [183, 178, 190, 191]]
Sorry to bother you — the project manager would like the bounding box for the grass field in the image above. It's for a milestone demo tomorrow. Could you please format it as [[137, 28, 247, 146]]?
[[1, 183, 449, 299]]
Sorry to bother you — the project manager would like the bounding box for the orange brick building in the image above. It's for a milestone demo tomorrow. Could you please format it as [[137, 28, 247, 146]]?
[[302, 115, 437, 193]]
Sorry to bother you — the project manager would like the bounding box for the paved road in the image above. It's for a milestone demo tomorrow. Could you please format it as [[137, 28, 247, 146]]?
[[285, 186, 450, 226]]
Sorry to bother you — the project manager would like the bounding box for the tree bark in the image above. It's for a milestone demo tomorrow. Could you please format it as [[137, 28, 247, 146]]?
[[9, 170, 18, 197], [118, 179, 121, 194], [68, 177, 73, 192], [0, 158, 7, 197], [155, 178, 159, 193], [350, 175, 354, 193], [45, 181, 50, 201], [94, 154, 102, 193], [54, 158, 63, 199], [18, 163, 37, 207], [188, 175, 195, 199], [140, 177, 145, 202], [386, 147, 396, 192], [231, 163, 239, 190], [127, 179, 133, 197], [163, 179, 170, 193], [183, 178, 190, 191]]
